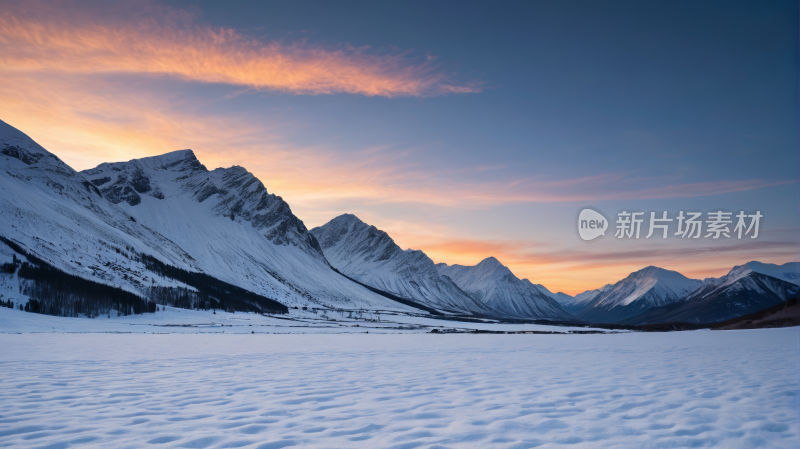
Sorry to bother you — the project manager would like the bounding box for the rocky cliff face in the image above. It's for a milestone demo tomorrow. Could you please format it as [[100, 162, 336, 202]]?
[[82, 150, 323, 258]]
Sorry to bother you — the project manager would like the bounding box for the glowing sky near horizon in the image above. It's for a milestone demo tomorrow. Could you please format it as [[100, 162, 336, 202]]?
[[1, 0, 797, 294]]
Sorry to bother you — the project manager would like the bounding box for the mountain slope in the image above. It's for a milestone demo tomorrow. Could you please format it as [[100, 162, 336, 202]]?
[[0, 120, 202, 296], [575, 266, 703, 323], [310, 214, 495, 315], [626, 263, 800, 325], [80, 151, 419, 312], [736, 261, 800, 286], [436, 258, 576, 321], [0, 118, 417, 315], [556, 284, 613, 314]]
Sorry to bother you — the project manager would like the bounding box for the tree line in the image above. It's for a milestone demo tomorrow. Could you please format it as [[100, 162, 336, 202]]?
[[1, 235, 288, 317]]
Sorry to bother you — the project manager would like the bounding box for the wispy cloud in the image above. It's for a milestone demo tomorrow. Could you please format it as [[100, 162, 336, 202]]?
[[0, 2, 480, 98], [0, 2, 788, 210]]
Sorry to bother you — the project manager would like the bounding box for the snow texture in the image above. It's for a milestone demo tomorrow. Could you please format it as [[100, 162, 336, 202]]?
[[0, 305, 614, 335], [0, 327, 797, 448], [436, 258, 575, 321]]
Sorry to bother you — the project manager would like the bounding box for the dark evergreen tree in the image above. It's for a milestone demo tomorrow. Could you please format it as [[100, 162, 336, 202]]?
[[140, 254, 286, 314]]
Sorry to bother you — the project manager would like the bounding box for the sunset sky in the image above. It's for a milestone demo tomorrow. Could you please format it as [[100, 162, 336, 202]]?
[[1, 0, 797, 294]]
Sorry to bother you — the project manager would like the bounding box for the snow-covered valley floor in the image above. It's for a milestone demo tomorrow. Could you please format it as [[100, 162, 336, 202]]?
[[1, 322, 798, 448], [0, 306, 619, 335]]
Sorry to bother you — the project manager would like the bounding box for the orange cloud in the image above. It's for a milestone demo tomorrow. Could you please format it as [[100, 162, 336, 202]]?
[[0, 4, 480, 98]]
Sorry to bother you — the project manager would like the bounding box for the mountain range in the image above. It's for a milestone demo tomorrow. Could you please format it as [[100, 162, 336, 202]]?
[[619, 262, 800, 324], [1, 118, 797, 325], [435, 258, 574, 321], [0, 120, 417, 316], [310, 214, 497, 316]]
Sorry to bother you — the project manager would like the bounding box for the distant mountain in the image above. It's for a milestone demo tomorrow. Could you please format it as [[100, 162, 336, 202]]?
[[530, 284, 574, 305], [557, 284, 613, 314], [436, 257, 576, 321], [626, 262, 800, 325], [0, 118, 420, 316], [311, 214, 499, 316], [729, 261, 800, 286], [573, 266, 703, 323]]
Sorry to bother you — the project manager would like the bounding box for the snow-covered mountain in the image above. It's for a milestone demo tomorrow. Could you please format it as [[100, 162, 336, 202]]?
[[0, 119, 419, 315], [626, 262, 799, 325], [436, 257, 576, 321], [713, 261, 800, 287], [0, 120, 201, 303], [79, 150, 422, 312], [310, 214, 495, 315], [573, 266, 703, 323], [2, 117, 794, 325], [558, 284, 614, 314]]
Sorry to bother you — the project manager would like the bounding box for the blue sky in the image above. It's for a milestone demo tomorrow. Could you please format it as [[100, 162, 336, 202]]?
[[1, 0, 797, 292]]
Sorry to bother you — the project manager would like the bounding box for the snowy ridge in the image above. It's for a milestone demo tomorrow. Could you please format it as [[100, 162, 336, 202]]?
[[703, 261, 800, 288], [79, 147, 418, 311], [436, 257, 575, 321], [628, 264, 800, 325], [0, 118, 418, 313], [311, 214, 496, 316], [574, 266, 703, 323], [0, 120, 201, 290]]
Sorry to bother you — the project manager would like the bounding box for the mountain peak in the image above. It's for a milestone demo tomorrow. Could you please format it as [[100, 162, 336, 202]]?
[[135, 149, 202, 169], [332, 213, 365, 225], [572, 266, 704, 323], [477, 256, 503, 268], [715, 261, 800, 286], [310, 214, 496, 316], [163, 148, 196, 159], [629, 265, 688, 280], [436, 256, 575, 320], [0, 119, 35, 140]]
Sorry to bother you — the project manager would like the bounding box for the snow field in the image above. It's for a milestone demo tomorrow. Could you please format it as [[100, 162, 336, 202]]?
[[0, 328, 798, 448], [0, 306, 618, 334]]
